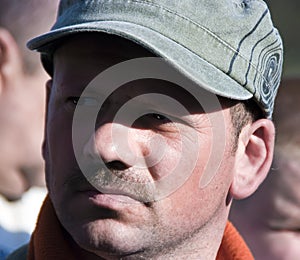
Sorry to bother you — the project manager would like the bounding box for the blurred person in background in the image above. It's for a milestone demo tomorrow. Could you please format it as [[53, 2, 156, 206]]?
[[230, 0, 300, 259], [0, 0, 58, 257]]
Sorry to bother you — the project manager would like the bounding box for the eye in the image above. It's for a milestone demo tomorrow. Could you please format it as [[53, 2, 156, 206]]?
[[66, 96, 99, 107], [143, 112, 178, 132], [144, 113, 172, 125], [149, 113, 167, 121], [67, 96, 79, 105]]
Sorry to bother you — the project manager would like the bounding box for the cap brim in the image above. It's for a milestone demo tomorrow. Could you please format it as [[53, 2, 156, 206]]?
[[28, 21, 253, 100]]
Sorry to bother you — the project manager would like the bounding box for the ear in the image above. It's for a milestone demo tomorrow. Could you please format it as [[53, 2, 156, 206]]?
[[230, 119, 275, 199], [42, 79, 53, 160], [0, 28, 23, 92]]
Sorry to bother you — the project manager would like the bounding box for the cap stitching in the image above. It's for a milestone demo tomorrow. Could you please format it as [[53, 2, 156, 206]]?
[[253, 41, 281, 88], [242, 28, 274, 87], [227, 8, 268, 75]]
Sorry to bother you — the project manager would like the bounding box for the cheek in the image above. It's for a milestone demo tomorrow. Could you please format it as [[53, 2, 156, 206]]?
[[152, 172, 229, 242], [146, 128, 213, 202], [154, 130, 235, 230], [45, 106, 75, 189], [146, 128, 202, 175], [161, 156, 234, 232]]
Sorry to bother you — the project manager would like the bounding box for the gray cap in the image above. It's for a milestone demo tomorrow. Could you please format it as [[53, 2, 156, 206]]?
[[28, 0, 283, 118]]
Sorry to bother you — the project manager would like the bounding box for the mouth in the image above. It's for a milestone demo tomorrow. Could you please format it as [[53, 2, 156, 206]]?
[[86, 168, 157, 203], [84, 190, 142, 207], [65, 173, 147, 207], [66, 164, 157, 203]]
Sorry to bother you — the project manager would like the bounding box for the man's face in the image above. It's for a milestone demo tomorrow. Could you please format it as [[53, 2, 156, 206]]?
[[0, 61, 46, 200], [47, 34, 237, 258]]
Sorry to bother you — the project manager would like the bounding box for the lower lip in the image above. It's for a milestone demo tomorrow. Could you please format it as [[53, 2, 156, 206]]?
[[84, 191, 140, 208]]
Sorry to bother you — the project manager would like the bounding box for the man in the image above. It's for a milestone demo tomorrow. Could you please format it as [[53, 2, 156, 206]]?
[[9, 0, 283, 259], [0, 0, 58, 256]]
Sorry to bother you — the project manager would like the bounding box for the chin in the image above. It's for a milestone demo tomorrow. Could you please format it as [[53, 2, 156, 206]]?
[[67, 218, 146, 258]]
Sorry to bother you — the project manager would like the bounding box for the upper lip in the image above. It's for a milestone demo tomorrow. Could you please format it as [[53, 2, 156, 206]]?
[[64, 172, 142, 202], [64, 163, 156, 203]]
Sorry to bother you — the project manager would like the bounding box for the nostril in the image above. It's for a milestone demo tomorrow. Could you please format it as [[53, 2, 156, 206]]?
[[106, 160, 128, 171]]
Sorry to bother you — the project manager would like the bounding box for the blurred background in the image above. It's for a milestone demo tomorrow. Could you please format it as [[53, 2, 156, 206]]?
[[265, 0, 300, 78]]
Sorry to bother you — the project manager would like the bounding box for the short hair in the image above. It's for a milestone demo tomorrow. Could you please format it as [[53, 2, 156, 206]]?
[[0, 0, 58, 75]]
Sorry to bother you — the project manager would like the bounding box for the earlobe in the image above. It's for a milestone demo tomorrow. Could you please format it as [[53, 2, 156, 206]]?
[[230, 119, 275, 199]]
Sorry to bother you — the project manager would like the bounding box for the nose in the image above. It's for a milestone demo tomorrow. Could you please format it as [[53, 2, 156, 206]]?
[[83, 122, 146, 170]]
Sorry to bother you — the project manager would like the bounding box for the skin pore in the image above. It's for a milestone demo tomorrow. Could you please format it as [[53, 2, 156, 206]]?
[[45, 33, 274, 259]]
